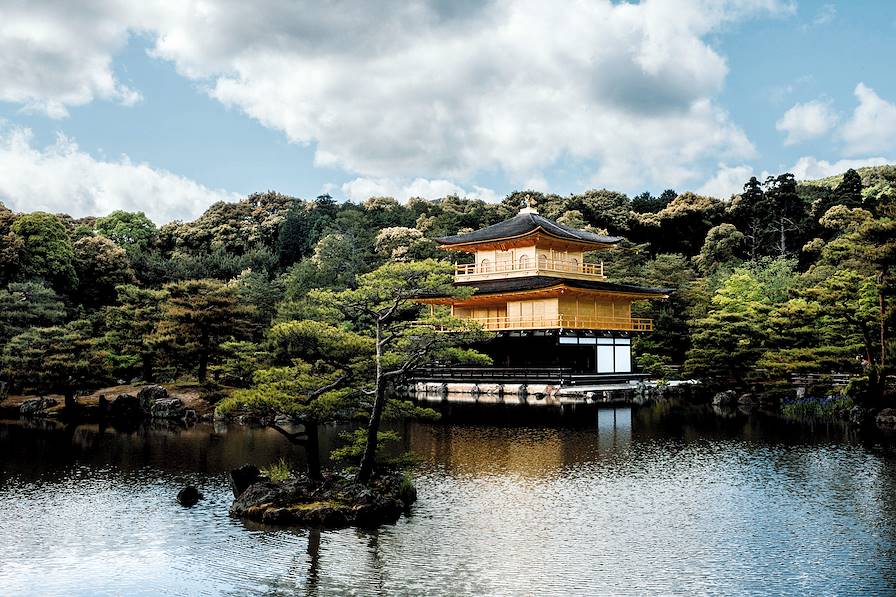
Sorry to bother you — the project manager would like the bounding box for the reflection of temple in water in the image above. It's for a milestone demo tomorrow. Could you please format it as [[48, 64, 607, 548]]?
[[403, 407, 632, 476]]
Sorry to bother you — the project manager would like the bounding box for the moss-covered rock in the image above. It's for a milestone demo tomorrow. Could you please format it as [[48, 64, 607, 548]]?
[[229, 470, 415, 528]]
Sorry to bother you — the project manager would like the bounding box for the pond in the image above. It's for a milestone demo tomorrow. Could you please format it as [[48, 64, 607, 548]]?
[[1, 403, 895, 595]]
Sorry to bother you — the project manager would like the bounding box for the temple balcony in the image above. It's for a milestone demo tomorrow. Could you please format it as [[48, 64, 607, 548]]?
[[458, 314, 652, 332], [454, 258, 605, 282]]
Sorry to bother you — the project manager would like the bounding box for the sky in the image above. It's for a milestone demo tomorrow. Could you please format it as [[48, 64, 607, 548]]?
[[0, 0, 895, 223]]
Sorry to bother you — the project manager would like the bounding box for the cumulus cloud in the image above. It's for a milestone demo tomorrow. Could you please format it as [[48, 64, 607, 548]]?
[[775, 99, 838, 145], [1, 0, 794, 197], [0, 0, 143, 117], [0, 126, 239, 223], [342, 177, 496, 203], [789, 155, 890, 180], [165, 0, 772, 191], [839, 83, 896, 156], [696, 164, 757, 198]]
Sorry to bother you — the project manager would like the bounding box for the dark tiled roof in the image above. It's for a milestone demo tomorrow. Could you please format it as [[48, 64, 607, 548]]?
[[436, 212, 622, 246], [456, 276, 670, 297]]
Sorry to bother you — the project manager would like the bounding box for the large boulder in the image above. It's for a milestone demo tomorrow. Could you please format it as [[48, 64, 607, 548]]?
[[875, 408, 896, 430], [712, 390, 738, 406], [150, 398, 186, 419], [19, 397, 58, 417], [229, 464, 266, 499], [108, 393, 142, 420], [137, 385, 168, 413]]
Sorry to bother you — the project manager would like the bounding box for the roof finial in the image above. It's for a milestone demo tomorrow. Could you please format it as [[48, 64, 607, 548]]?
[[520, 193, 538, 214]]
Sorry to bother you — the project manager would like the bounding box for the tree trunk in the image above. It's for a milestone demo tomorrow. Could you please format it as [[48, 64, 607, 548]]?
[[198, 329, 210, 383], [305, 422, 322, 481], [357, 320, 385, 484], [779, 218, 786, 257], [64, 389, 76, 411], [142, 354, 154, 383], [879, 274, 887, 370]]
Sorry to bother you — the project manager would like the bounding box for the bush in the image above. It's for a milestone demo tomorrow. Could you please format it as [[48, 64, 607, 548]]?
[[261, 458, 291, 482], [782, 395, 855, 419]]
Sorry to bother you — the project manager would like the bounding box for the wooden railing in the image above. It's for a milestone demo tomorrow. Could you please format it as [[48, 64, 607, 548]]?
[[455, 259, 604, 279], [461, 314, 653, 332]]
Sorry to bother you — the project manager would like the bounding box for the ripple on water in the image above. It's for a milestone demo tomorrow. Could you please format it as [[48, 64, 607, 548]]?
[[0, 413, 895, 596]]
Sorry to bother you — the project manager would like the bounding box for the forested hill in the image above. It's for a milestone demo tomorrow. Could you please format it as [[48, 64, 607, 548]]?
[[0, 164, 894, 405]]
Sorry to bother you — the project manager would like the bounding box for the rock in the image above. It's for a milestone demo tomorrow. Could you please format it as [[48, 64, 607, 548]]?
[[229, 464, 265, 499], [108, 393, 142, 420], [875, 408, 896, 430], [150, 398, 186, 419], [177, 485, 202, 507], [230, 470, 414, 529], [184, 409, 198, 423], [712, 390, 737, 406], [737, 393, 758, 406], [849, 406, 870, 426], [137, 385, 168, 413], [19, 397, 58, 417]]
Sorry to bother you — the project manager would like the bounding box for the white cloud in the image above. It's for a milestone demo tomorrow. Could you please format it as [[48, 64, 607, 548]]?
[[1, 0, 794, 194], [789, 155, 890, 180], [775, 99, 838, 145], [341, 177, 496, 203], [696, 164, 757, 198], [839, 83, 896, 156], [0, 126, 239, 223], [0, 1, 144, 117]]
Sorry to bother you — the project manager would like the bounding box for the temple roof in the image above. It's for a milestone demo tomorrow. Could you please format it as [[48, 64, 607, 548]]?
[[435, 211, 622, 248], [456, 276, 669, 297], [418, 276, 670, 301]]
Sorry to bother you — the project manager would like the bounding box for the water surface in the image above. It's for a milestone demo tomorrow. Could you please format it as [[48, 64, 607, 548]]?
[[1, 405, 895, 595]]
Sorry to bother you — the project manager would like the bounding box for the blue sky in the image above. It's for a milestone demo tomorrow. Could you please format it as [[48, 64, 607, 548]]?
[[1, 0, 894, 222]]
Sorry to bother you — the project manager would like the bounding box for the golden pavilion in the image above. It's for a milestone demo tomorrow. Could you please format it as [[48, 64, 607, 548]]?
[[418, 202, 669, 376]]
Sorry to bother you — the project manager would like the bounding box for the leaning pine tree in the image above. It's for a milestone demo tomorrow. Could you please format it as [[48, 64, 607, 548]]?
[[311, 259, 489, 483]]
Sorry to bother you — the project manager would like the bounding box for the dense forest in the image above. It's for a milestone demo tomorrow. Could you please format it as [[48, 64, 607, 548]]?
[[0, 165, 894, 421]]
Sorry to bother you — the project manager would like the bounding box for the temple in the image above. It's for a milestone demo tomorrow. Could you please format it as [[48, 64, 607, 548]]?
[[417, 202, 669, 377]]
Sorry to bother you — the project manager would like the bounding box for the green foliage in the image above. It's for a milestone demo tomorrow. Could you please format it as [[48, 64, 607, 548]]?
[[330, 429, 402, 464], [0, 282, 66, 344], [73, 235, 135, 307], [216, 360, 353, 421], [95, 211, 158, 255], [11, 212, 77, 290], [156, 279, 255, 382], [782, 396, 855, 419], [0, 319, 108, 401], [210, 341, 269, 387], [261, 458, 292, 482]]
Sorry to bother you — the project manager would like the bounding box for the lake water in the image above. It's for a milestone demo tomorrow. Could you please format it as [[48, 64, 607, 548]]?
[[1, 403, 895, 596]]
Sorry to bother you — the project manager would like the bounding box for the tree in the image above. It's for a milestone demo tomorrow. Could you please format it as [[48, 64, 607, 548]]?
[[1, 320, 107, 409], [276, 202, 310, 268], [0, 204, 24, 285], [95, 211, 158, 255], [73, 235, 135, 308], [156, 279, 254, 382], [763, 173, 807, 256], [374, 227, 439, 262], [685, 272, 770, 388], [11, 212, 77, 290], [311, 260, 489, 483], [0, 282, 66, 344], [729, 177, 767, 260], [694, 224, 745, 275], [102, 285, 166, 381], [312, 233, 367, 289], [635, 192, 724, 255]]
